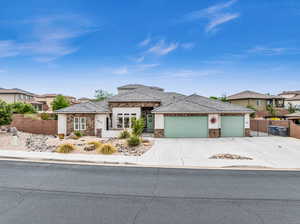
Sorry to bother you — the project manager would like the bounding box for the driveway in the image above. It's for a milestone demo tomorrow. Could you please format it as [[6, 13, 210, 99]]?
[[139, 137, 300, 168]]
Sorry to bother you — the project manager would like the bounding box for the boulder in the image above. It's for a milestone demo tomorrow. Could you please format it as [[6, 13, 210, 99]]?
[[84, 144, 96, 151]]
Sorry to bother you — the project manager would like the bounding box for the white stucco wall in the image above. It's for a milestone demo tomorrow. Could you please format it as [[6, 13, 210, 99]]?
[[154, 114, 164, 129], [208, 114, 220, 129], [285, 100, 300, 109], [244, 114, 250, 129], [57, 114, 67, 135], [112, 107, 141, 129], [95, 114, 107, 133]]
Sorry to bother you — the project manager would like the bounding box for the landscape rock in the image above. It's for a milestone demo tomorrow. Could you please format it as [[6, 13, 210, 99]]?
[[209, 153, 252, 160], [84, 145, 96, 151]]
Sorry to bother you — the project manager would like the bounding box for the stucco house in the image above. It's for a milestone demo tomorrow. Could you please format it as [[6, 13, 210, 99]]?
[[0, 88, 46, 111], [35, 94, 78, 112], [278, 91, 300, 109], [227, 90, 284, 111], [56, 84, 253, 138]]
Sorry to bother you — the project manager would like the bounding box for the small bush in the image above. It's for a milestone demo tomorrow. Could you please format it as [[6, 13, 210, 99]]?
[[24, 113, 40, 120], [118, 130, 131, 139], [87, 141, 103, 149], [74, 131, 83, 137], [40, 113, 51, 120], [58, 134, 65, 140], [131, 118, 145, 137], [56, 143, 75, 153], [127, 135, 141, 147], [97, 144, 116, 155]]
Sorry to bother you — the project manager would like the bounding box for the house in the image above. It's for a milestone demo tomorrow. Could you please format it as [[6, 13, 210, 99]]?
[[0, 88, 46, 111], [227, 90, 284, 111], [278, 91, 300, 109], [285, 112, 300, 124], [78, 97, 91, 103], [56, 84, 253, 138], [36, 94, 78, 112]]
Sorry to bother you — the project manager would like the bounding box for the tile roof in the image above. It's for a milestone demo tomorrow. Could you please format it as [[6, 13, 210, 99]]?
[[227, 90, 282, 100], [286, 95, 300, 101], [153, 94, 253, 113], [117, 84, 164, 91], [56, 100, 109, 113], [0, 88, 35, 96], [285, 112, 300, 117], [56, 86, 252, 114], [279, 91, 300, 95]]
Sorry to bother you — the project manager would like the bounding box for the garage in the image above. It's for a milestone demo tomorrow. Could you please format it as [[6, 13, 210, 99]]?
[[164, 116, 208, 138], [221, 116, 244, 137]]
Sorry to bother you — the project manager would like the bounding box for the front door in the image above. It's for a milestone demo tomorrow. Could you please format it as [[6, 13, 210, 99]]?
[[146, 114, 154, 132]]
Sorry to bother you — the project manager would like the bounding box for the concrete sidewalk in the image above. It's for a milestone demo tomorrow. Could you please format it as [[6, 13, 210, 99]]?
[[1, 136, 300, 169]]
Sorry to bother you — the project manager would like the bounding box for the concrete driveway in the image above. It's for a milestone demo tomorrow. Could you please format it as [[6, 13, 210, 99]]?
[[139, 137, 300, 169]]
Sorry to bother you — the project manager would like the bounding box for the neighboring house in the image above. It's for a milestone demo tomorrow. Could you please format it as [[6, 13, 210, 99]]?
[[227, 90, 284, 111], [78, 97, 91, 103], [278, 91, 300, 109], [0, 88, 46, 111], [36, 94, 77, 112], [56, 84, 253, 138]]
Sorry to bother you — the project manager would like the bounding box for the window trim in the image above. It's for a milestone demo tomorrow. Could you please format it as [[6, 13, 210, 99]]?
[[74, 117, 87, 131]]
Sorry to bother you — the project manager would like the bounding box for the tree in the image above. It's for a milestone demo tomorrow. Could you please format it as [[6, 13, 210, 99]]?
[[131, 118, 145, 137], [0, 100, 12, 126], [51, 95, 70, 111], [10, 102, 37, 114], [266, 104, 276, 117], [94, 89, 113, 101], [246, 105, 256, 118], [288, 103, 297, 114], [209, 95, 228, 102]]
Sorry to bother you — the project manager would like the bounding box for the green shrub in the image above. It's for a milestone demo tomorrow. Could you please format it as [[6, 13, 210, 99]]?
[[10, 102, 37, 114], [127, 135, 141, 147], [131, 118, 145, 137], [74, 131, 83, 137], [24, 113, 40, 120], [40, 113, 51, 120], [51, 95, 70, 111], [97, 144, 116, 154], [118, 130, 131, 139], [0, 100, 12, 126], [56, 143, 76, 153], [87, 141, 103, 149]]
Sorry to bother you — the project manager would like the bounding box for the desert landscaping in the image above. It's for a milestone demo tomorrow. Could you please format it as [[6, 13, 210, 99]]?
[[0, 127, 153, 156]]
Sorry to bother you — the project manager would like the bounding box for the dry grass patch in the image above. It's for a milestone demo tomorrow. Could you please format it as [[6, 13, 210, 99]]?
[[87, 141, 103, 149], [97, 144, 116, 155], [56, 143, 76, 153]]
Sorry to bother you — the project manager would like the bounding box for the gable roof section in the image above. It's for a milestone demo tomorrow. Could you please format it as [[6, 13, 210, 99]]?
[[153, 94, 253, 113], [279, 90, 300, 96], [227, 90, 282, 100], [56, 100, 109, 113], [0, 88, 35, 96], [108, 87, 185, 103]]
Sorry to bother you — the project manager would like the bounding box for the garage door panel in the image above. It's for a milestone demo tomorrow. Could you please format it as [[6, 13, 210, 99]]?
[[164, 116, 208, 138], [221, 116, 244, 137]]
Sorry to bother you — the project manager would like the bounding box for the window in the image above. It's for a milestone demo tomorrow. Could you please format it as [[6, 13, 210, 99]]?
[[74, 117, 87, 131], [124, 113, 130, 128], [116, 113, 137, 129], [256, 100, 261, 106], [117, 113, 123, 128]]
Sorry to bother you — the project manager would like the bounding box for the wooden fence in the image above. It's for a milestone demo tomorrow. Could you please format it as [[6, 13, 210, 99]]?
[[10, 114, 57, 135]]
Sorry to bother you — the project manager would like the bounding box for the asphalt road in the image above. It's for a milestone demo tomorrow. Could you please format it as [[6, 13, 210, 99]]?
[[0, 161, 300, 224]]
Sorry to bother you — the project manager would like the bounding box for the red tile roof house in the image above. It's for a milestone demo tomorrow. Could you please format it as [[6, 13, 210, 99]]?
[[55, 84, 253, 138]]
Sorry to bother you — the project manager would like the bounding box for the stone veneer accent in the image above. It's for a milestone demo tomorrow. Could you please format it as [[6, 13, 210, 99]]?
[[245, 128, 251, 137], [209, 129, 220, 138], [154, 129, 164, 138], [109, 102, 160, 109], [66, 113, 95, 136]]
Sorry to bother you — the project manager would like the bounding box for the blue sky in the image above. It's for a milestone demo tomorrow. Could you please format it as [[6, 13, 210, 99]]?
[[1, 0, 300, 98]]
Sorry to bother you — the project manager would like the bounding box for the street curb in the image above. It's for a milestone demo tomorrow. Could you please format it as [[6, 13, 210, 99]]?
[[1, 156, 300, 171]]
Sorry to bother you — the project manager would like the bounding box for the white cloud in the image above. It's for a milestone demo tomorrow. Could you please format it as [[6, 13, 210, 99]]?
[[0, 14, 97, 62], [184, 0, 239, 33], [147, 40, 179, 56], [139, 37, 151, 47], [161, 69, 223, 79], [248, 46, 289, 56]]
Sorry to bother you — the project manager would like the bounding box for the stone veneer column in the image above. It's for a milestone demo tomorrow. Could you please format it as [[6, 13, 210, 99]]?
[[245, 128, 251, 137], [154, 129, 164, 138], [209, 129, 220, 138]]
